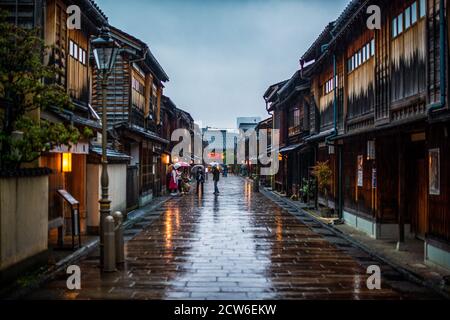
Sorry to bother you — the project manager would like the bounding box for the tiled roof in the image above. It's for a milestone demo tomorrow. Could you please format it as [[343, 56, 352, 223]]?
[[301, 21, 336, 62], [49, 107, 102, 131], [129, 124, 170, 145], [110, 26, 169, 82], [90, 146, 131, 161]]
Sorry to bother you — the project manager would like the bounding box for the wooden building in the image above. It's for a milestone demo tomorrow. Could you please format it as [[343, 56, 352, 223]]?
[[0, 0, 130, 243], [160, 96, 194, 193], [160, 95, 177, 194], [265, 70, 315, 198], [263, 80, 289, 193], [297, 0, 450, 270], [91, 26, 170, 208], [255, 117, 274, 187]]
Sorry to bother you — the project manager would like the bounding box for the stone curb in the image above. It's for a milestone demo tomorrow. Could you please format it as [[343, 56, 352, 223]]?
[[260, 187, 450, 300], [1, 196, 173, 300]]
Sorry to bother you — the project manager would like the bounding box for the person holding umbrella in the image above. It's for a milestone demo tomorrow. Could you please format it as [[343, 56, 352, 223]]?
[[192, 165, 205, 195], [169, 163, 180, 195], [173, 162, 190, 195]]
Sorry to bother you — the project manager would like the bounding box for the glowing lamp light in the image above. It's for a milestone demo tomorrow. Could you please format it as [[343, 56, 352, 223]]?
[[278, 153, 283, 161], [162, 154, 170, 165], [62, 153, 72, 173]]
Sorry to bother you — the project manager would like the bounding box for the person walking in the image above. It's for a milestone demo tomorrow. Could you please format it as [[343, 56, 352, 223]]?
[[195, 167, 205, 195], [169, 166, 178, 196], [212, 165, 220, 195]]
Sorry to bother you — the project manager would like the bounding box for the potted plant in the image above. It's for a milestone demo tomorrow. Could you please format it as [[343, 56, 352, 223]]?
[[312, 161, 333, 216], [300, 178, 315, 204]]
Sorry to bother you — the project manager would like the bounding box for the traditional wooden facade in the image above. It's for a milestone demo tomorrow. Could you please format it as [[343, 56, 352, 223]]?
[[160, 96, 195, 193], [264, 80, 288, 193], [0, 0, 120, 242], [297, 0, 450, 269], [91, 26, 170, 207], [43, 0, 109, 240], [160, 95, 177, 194], [265, 71, 315, 198], [255, 117, 274, 187]]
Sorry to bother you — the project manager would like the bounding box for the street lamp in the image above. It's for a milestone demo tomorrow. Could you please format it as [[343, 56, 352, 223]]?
[[91, 26, 120, 270]]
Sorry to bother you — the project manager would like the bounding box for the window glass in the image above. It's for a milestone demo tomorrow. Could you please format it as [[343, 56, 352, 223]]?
[[73, 43, 78, 59], [362, 47, 366, 62], [398, 13, 403, 34], [412, 2, 418, 23], [371, 39, 375, 56], [405, 7, 411, 29], [79, 47, 83, 63], [392, 17, 398, 37], [419, 0, 426, 18]]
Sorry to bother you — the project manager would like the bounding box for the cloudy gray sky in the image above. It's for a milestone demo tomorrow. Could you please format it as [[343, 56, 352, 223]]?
[[96, 0, 347, 128]]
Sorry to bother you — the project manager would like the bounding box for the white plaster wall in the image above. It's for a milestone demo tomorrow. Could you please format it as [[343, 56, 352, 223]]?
[[86, 163, 127, 229], [0, 176, 49, 271]]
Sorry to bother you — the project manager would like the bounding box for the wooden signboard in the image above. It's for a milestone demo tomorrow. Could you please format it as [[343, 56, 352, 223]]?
[[57, 189, 81, 249], [57, 189, 79, 207], [357, 155, 364, 187]]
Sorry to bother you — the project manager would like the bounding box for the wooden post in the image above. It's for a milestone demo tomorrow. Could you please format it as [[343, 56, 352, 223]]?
[[157, 85, 162, 125], [397, 134, 406, 250], [144, 73, 152, 118]]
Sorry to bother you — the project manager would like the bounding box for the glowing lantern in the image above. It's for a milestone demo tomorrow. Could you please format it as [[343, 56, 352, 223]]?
[[62, 153, 72, 173], [162, 154, 170, 165]]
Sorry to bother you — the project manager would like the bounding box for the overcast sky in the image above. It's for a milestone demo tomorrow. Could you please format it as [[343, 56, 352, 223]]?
[[96, 0, 347, 128]]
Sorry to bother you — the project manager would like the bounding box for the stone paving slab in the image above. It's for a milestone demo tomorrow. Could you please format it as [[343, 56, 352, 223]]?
[[24, 176, 442, 300]]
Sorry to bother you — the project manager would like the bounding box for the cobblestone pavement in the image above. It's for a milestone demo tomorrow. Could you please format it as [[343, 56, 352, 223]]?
[[26, 176, 440, 300]]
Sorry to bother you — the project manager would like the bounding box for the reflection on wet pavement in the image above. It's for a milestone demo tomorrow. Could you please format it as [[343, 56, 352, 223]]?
[[26, 176, 440, 300]]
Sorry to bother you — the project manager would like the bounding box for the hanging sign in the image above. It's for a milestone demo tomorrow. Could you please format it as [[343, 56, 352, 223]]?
[[50, 142, 89, 154], [372, 168, 377, 189], [357, 155, 364, 187]]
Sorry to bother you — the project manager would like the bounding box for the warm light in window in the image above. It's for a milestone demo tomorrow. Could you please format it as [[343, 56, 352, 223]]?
[[62, 153, 72, 173], [162, 154, 170, 165]]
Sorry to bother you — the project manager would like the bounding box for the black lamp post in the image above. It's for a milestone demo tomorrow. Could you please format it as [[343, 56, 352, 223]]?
[[91, 26, 120, 269]]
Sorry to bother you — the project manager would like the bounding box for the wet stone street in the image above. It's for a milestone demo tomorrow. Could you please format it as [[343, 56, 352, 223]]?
[[27, 176, 440, 300]]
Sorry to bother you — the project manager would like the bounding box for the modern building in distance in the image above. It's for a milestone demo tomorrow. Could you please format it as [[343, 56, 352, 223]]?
[[237, 117, 261, 132], [202, 127, 240, 166]]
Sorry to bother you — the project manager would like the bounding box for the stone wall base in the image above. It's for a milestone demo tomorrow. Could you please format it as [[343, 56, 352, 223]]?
[[343, 210, 413, 240], [425, 239, 450, 271]]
